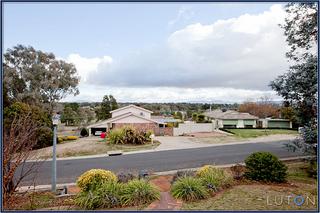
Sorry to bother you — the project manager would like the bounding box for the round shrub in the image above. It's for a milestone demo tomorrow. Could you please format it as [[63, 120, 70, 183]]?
[[75, 182, 124, 210], [244, 152, 288, 183], [80, 128, 89, 137], [196, 165, 233, 191], [171, 176, 208, 202], [77, 169, 117, 191], [121, 179, 160, 206], [66, 135, 78, 140]]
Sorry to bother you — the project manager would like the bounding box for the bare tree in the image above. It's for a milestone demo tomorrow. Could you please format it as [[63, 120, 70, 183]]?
[[3, 113, 43, 208]]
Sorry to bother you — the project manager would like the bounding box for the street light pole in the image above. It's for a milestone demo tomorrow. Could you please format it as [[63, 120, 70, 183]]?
[[52, 113, 60, 193], [52, 124, 57, 193]]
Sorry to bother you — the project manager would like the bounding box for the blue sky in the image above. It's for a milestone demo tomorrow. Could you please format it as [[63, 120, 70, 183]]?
[[4, 3, 288, 103]]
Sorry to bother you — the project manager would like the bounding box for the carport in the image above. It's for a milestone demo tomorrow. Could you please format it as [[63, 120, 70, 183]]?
[[90, 127, 107, 136]]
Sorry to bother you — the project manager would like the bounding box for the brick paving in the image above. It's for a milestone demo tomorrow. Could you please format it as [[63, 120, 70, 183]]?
[[147, 175, 182, 210]]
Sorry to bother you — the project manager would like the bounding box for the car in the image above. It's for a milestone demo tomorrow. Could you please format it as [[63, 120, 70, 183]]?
[[94, 131, 102, 136]]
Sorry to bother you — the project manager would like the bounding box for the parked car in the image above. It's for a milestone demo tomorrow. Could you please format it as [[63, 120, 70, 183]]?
[[95, 131, 102, 136]]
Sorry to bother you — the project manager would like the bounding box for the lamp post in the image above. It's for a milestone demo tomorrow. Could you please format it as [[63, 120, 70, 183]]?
[[52, 113, 60, 193]]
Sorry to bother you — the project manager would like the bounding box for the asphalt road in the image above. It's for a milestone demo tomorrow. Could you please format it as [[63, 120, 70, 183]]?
[[20, 140, 304, 186]]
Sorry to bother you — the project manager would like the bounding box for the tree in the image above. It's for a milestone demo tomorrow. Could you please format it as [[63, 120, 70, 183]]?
[[271, 3, 317, 169], [95, 95, 118, 121], [270, 3, 317, 126], [239, 100, 280, 118], [3, 112, 42, 207], [4, 102, 53, 149], [3, 45, 80, 113], [61, 106, 77, 126]]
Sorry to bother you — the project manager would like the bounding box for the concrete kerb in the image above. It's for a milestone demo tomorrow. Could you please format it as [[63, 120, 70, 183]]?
[[17, 155, 311, 193], [26, 139, 295, 163]]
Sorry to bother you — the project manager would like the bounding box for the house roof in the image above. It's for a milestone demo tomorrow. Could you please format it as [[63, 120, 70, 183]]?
[[110, 104, 153, 114], [151, 116, 182, 123], [204, 109, 258, 120], [106, 112, 164, 124]]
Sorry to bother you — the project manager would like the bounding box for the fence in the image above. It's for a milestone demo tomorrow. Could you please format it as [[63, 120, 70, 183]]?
[[173, 123, 215, 136]]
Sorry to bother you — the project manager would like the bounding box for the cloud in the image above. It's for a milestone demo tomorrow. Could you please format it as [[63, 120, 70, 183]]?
[[63, 85, 281, 103], [80, 4, 288, 91], [66, 54, 113, 83], [168, 5, 195, 27], [62, 4, 289, 103]]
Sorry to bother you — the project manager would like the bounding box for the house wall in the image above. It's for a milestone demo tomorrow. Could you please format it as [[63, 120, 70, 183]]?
[[112, 107, 151, 118], [173, 123, 214, 136], [267, 120, 291, 128]]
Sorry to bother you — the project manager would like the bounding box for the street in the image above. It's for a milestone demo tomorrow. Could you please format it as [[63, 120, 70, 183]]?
[[20, 140, 304, 186]]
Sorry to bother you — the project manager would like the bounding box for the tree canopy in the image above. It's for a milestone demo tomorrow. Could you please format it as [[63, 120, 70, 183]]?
[[270, 3, 317, 126], [3, 45, 80, 112]]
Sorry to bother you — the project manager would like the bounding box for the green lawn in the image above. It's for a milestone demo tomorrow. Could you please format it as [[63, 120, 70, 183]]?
[[226, 129, 298, 138], [181, 162, 317, 211]]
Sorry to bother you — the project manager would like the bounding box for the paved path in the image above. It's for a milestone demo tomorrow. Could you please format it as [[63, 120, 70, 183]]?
[[19, 140, 304, 186], [148, 176, 182, 210]]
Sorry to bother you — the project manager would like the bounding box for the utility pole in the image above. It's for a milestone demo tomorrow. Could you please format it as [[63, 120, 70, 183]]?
[[52, 113, 60, 193]]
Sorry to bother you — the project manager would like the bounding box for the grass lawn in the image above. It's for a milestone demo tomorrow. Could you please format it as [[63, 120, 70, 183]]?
[[182, 162, 317, 211], [226, 129, 298, 138]]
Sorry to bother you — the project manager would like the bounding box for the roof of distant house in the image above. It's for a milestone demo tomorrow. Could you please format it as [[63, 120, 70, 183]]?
[[110, 104, 153, 114], [204, 109, 258, 120]]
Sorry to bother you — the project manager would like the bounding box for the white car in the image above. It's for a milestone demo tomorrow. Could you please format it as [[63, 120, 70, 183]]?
[[94, 131, 102, 136]]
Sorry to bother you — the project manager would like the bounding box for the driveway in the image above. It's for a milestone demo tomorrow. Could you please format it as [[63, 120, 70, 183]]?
[[155, 136, 211, 150]]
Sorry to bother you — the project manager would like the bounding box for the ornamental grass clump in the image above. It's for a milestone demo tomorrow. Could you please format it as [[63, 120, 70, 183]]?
[[197, 165, 233, 192], [75, 182, 124, 210], [121, 179, 160, 206], [244, 152, 287, 183], [171, 176, 208, 202], [76, 169, 117, 192]]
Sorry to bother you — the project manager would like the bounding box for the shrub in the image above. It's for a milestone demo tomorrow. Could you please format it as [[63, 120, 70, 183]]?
[[77, 169, 117, 191], [171, 177, 208, 201], [171, 170, 196, 183], [75, 190, 101, 210], [66, 136, 78, 140], [197, 165, 233, 191], [244, 152, 288, 183], [80, 128, 89, 137], [117, 172, 135, 183], [121, 179, 160, 206], [34, 127, 53, 149], [108, 126, 150, 145], [230, 164, 246, 180]]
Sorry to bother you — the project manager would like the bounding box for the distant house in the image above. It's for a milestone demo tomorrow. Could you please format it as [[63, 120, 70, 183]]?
[[204, 109, 259, 129], [259, 118, 292, 129], [88, 105, 168, 136]]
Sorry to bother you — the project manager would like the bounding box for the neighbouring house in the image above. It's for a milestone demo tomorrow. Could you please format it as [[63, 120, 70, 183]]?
[[204, 109, 259, 129], [87, 105, 173, 136], [151, 115, 182, 127], [258, 118, 293, 129]]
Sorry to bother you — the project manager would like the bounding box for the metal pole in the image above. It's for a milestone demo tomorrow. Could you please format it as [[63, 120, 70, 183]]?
[[52, 125, 57, 193]]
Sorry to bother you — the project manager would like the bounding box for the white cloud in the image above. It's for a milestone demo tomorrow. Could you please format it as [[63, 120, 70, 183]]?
[[62, 4, 290, 103], [62, 85, 281, 103], [66, 54, 113, 83]]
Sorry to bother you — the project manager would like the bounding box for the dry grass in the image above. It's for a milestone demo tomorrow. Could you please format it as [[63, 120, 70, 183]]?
[[30, 137, 160, 159]]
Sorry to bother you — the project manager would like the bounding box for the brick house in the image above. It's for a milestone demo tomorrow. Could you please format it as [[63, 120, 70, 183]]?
[[88, 105, 172, 136]]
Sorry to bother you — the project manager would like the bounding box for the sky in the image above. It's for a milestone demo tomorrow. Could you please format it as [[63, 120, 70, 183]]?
[[4, 3, 289, 103]]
